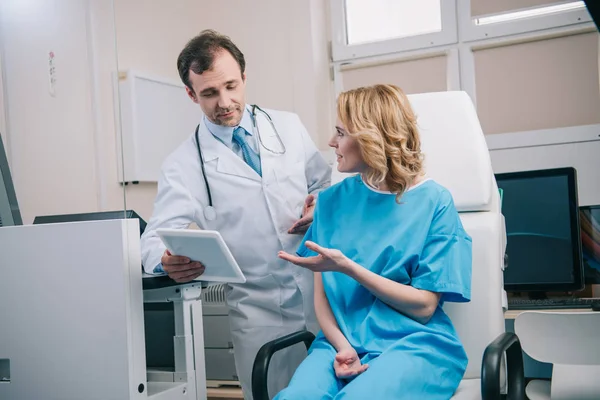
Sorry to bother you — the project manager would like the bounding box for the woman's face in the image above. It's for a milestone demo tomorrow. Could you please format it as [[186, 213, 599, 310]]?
[[328, 119, 367, 173]]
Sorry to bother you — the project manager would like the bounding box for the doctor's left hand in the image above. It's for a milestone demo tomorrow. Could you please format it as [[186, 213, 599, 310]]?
[[161, 249, 206, 283], [278, 241, 351, 273], [288, 194, 315, 234]]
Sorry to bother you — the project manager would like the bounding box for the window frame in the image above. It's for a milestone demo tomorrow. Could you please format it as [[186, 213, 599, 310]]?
[[332, 46, 461, 94]]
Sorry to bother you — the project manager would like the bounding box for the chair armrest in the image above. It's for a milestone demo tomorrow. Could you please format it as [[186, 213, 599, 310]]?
[[251, 330, 316, 400], [481, 332, 526, 400]]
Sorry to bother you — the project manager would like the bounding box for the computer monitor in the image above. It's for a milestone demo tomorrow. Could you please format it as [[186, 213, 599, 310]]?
[[580, 205, 600, 284], [495, 167, 584, 294], [0, 134, 22, 227], [33, 210, 147, 237]]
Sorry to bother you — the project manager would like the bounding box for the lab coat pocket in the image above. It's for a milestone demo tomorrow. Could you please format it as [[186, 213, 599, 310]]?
[[229, 274, 283, 330], [275, 160, 307, 214]]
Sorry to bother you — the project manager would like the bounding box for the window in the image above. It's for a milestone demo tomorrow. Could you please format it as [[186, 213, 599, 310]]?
[[471, 0, 584, 20], [344, 0, 442, 45], [459, 0, 591, 41], [473, 1, 586, 26], [329, 0, 457, 62]]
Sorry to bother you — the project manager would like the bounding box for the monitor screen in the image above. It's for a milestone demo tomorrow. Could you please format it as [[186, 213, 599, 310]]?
[[0, 134, 22, 227], [580, 205, 600, 284], [495, 167, 583, 292]]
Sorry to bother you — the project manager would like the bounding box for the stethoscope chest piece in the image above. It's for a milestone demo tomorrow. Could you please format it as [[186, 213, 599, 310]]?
[[204, 206, 217, 221]]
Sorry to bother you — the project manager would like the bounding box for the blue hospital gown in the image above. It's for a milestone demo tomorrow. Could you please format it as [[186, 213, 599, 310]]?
[[275, 176, 472, 400]]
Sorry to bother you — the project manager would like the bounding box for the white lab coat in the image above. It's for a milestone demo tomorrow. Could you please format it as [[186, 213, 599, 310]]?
[[141, 108, 331, 399]]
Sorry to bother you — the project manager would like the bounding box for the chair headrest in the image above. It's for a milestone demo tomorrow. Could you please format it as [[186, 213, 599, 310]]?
[[410, 91, 494, 212], [330, 91, 494, 212]]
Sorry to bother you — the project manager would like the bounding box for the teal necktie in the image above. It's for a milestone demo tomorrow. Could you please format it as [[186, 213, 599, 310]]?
[[232, 126, 262, 176]]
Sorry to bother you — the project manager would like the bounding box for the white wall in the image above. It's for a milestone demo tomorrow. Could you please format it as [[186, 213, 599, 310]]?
[[0, 0, 121, 224]]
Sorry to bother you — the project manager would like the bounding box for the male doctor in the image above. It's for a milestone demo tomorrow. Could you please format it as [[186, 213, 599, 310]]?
[[140, 30, 331, 399]]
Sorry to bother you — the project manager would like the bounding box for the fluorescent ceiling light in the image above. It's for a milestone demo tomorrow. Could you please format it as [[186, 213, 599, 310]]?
[[474, 1, 586, 26]]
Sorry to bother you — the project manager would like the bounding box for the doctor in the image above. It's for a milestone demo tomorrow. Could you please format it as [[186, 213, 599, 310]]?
[[140, 30, 331, 399]]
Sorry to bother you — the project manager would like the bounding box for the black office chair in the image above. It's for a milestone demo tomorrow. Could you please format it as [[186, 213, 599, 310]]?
[[251, 330, 315, 400]]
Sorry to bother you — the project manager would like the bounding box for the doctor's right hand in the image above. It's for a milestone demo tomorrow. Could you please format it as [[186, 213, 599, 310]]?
[[161, 249, 206, 283]]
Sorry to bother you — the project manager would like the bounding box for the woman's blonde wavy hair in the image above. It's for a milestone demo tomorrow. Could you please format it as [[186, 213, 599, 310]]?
[[337, 84, 424, 201]]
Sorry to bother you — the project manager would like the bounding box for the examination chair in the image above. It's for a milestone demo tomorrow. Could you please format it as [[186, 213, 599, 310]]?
[[514, 311, 600, 400], [251, 91, 526, 400]]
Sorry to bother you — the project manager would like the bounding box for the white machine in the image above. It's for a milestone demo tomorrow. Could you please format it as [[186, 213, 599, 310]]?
[[144, 283, 239, 383], [0, 218, 218, 400], [200, 284, 238, 382]]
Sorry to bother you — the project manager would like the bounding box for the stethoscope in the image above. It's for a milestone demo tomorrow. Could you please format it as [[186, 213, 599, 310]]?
[[195, 104, 287, 221]]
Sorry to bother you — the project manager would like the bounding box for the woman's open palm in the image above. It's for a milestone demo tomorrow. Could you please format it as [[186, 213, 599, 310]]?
[[278, 241, 350, 273]]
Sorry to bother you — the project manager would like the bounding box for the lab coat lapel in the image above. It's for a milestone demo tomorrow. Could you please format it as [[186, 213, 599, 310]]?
[[197, 122, 262, 182]]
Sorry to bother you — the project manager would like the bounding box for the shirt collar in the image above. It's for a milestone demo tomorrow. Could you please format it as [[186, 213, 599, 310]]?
[[203, 105, 254, 147]]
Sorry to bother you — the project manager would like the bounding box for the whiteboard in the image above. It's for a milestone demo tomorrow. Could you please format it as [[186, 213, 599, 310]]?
[[116, 70, 202, 183]]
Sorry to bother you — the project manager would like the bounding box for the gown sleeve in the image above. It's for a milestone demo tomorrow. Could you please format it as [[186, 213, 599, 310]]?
[[410, 189, 472, 303]]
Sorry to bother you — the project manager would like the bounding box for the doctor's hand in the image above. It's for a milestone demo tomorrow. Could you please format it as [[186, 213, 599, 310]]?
[[288, 194, 315, 234], [334, 347, 369, 380], [161, 249, 206, 283], [278, 241, 351, 273]]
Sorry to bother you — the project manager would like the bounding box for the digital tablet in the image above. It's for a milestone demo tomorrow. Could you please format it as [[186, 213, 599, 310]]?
[[156, 228, 246, 284]]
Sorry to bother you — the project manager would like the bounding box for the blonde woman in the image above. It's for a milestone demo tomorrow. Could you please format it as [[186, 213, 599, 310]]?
[[275, 84, 472, 399]]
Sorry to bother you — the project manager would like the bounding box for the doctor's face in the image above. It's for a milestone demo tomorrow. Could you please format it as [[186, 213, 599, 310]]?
[[329, 120, 367, 173], [186, 50, 246, 126]]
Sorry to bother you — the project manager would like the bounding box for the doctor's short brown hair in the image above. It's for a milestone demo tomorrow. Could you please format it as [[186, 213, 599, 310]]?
[[337, 84, 424, 199], [177, 29, 246, 92]]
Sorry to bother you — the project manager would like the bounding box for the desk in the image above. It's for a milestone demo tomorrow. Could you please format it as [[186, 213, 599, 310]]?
[[504, 308, 591, 319], [207, 387, 243, 399], [206, 381, 243, 400]]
